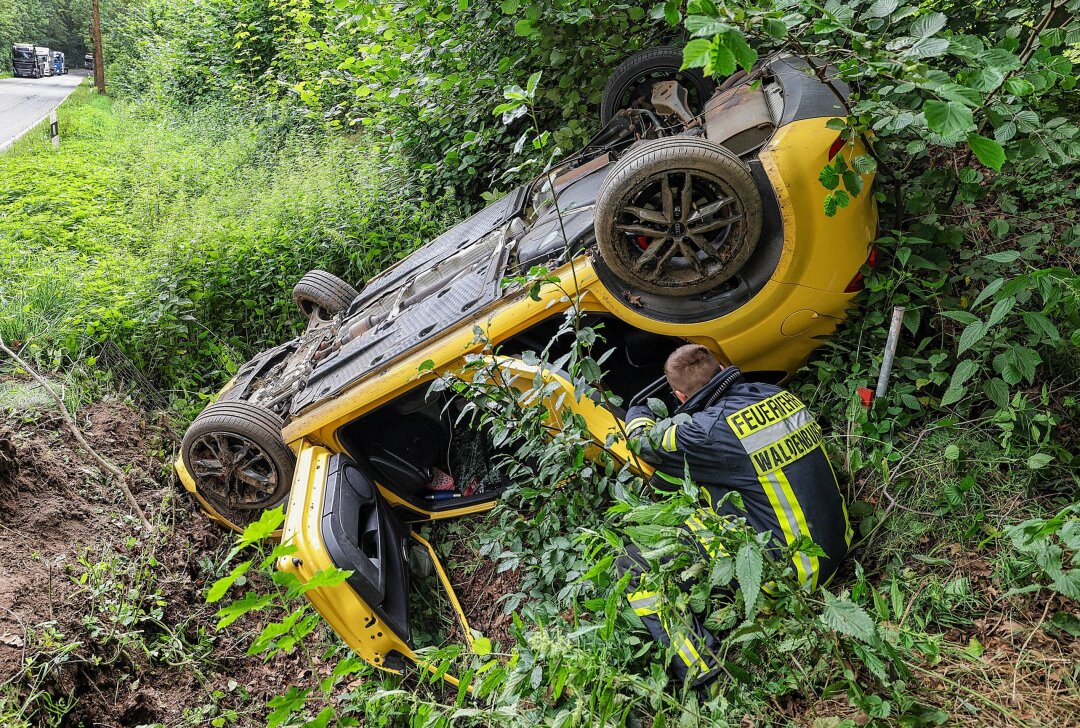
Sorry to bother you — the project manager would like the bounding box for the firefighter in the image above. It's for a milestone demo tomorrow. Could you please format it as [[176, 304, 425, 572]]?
[[620, 344, 852, 685]]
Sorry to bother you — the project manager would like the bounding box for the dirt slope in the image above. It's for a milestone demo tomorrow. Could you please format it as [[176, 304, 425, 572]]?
[[0, 389, 329, 726]]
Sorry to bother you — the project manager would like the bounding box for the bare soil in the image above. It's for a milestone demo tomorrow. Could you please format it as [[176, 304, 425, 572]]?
[[0, 390, 332, 726]]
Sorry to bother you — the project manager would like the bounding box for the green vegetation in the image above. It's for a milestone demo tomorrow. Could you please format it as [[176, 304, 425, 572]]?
[[2, 0, 1079, 725]]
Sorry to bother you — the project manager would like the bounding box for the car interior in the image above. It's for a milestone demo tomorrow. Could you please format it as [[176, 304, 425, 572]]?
[[335, 313, 686, 515]]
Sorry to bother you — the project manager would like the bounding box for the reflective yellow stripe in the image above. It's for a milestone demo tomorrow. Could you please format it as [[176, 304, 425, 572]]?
[[625, 416, 655, 432], [676, 636, 708, 671], [774, 469, 820, 590], [627, 588, 660, 616], [661, 423, 679, 452], [759, 472, 810, 588]]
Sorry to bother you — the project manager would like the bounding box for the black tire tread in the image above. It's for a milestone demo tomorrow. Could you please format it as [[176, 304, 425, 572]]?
[[181, 400, 295, 517], [291, 269, 359, 316], [600, 47, 716, 126]]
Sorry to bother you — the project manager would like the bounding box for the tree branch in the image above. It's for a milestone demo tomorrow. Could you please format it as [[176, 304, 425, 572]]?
[[0, 335, 153, 531]]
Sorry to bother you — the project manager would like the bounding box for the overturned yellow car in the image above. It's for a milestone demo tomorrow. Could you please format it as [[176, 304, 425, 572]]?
[[176, 50, 877, 677]]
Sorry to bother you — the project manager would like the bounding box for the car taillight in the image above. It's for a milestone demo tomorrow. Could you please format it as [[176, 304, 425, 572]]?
[[844, 244, 879, 293], [828, 135, 845, 160]]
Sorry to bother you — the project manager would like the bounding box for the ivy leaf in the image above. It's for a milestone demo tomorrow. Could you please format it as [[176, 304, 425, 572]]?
[[967, 134, 1005, 171], [682, 38, 712, 70], [820, 590, 878, 643], [736, 542, 763, 619], [924, 100, 974, 137]]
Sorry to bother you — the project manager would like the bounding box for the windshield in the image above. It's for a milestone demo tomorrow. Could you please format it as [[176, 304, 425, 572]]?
[[13, 50, 32, 60]]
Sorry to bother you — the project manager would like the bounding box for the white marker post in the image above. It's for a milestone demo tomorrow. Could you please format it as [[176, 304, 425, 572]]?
[[50, 110, 59, 149]]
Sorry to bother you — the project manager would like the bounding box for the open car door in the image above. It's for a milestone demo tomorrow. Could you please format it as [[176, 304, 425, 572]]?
[[278, 441, 474, 678], [279, 358, 641, 678]]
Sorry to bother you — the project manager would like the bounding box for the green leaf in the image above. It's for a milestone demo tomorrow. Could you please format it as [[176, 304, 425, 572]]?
[[924, 100, 974, 137], [472, 636, 493, 656], [957, 321, 988, 355], [682, 39, 712, 70], [906, 37, 949, 59], [763, 18, 787, 38], [910, 12, 946, 37], [819, 165, 840, 190], [215, 591, 274, 629], [944, 444, 960, 460], [685, 15, 730, 36], [294, 567, 352, 598], [664, 1, 681, 25], [967, 134, 1005, 171], [710, 42, 736, 77], [864, 0, 898, 18], [985, 378, 1009, 408], [722, 31, 757, 72], [525, 71, 542, 99], [852, 154, 877, 174], [736, 543, 763, 619], [1026, 453, 1054, 470], [237, 507, 286, 551], [820, 591, 877, 643], [207, 560, 252, 603], [1004, 77, 1035, 96], [513, 19, 534, 36], [842, 170, 864, 197], [985, 250, 1020, 263]]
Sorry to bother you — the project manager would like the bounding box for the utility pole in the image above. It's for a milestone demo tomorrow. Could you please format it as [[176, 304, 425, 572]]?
[[91, 0, 105, 93]]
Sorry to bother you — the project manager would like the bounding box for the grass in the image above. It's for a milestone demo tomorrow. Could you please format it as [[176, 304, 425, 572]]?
[[0, 87, 463, 413]]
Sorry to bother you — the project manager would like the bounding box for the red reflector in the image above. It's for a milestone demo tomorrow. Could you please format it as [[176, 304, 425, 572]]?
[[857, 387, 874, 409], [636, 235, 649, 250], [844, 245, 878, 293], [828, 136, 845, 160]]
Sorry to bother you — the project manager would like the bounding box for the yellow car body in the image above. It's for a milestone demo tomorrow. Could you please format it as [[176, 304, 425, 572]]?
[[176, 53, 877, 678]]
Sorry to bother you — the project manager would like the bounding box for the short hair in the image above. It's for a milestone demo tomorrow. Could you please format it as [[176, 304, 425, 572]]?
[[664, 344, 721, 397]]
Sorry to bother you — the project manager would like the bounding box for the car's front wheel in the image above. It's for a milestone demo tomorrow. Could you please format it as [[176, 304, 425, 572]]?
[[594, 137, 763, 297], [291, 269, 360, 318], [181, 401, 295, 529]]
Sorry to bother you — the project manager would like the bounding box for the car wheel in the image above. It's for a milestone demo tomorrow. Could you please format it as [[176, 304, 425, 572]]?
[[181, 400, 295, 528], [291, 269, 360, 318], [600, 47, 717, 126], [594, 137, 763, 297]]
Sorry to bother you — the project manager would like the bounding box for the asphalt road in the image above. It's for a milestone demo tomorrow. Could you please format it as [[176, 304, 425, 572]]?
[[0, 71, 86, 152]]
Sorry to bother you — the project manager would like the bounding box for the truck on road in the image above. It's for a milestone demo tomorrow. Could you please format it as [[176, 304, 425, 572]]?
[[11, 43, 48, 78], [52, 51, 67, 75], [36, 47, 53, 76], [84, 53, 93, 71]]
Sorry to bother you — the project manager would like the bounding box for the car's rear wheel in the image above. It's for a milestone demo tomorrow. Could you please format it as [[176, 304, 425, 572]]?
[[292, 269, 359, 318], [181, 401, 295, 528], [600, 47, 716, 126], [594, 137, 763, 297]]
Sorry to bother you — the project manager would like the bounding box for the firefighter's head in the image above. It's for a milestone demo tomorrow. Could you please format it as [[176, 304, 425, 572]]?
[[664, 344, 722, 403]]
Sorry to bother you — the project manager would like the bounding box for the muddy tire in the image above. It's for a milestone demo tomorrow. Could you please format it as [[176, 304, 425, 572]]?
[[594, 137, 763, 297], [291, 269, 359, 317], [181, 401, 294, 528], [600, 47, 716, 126]]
